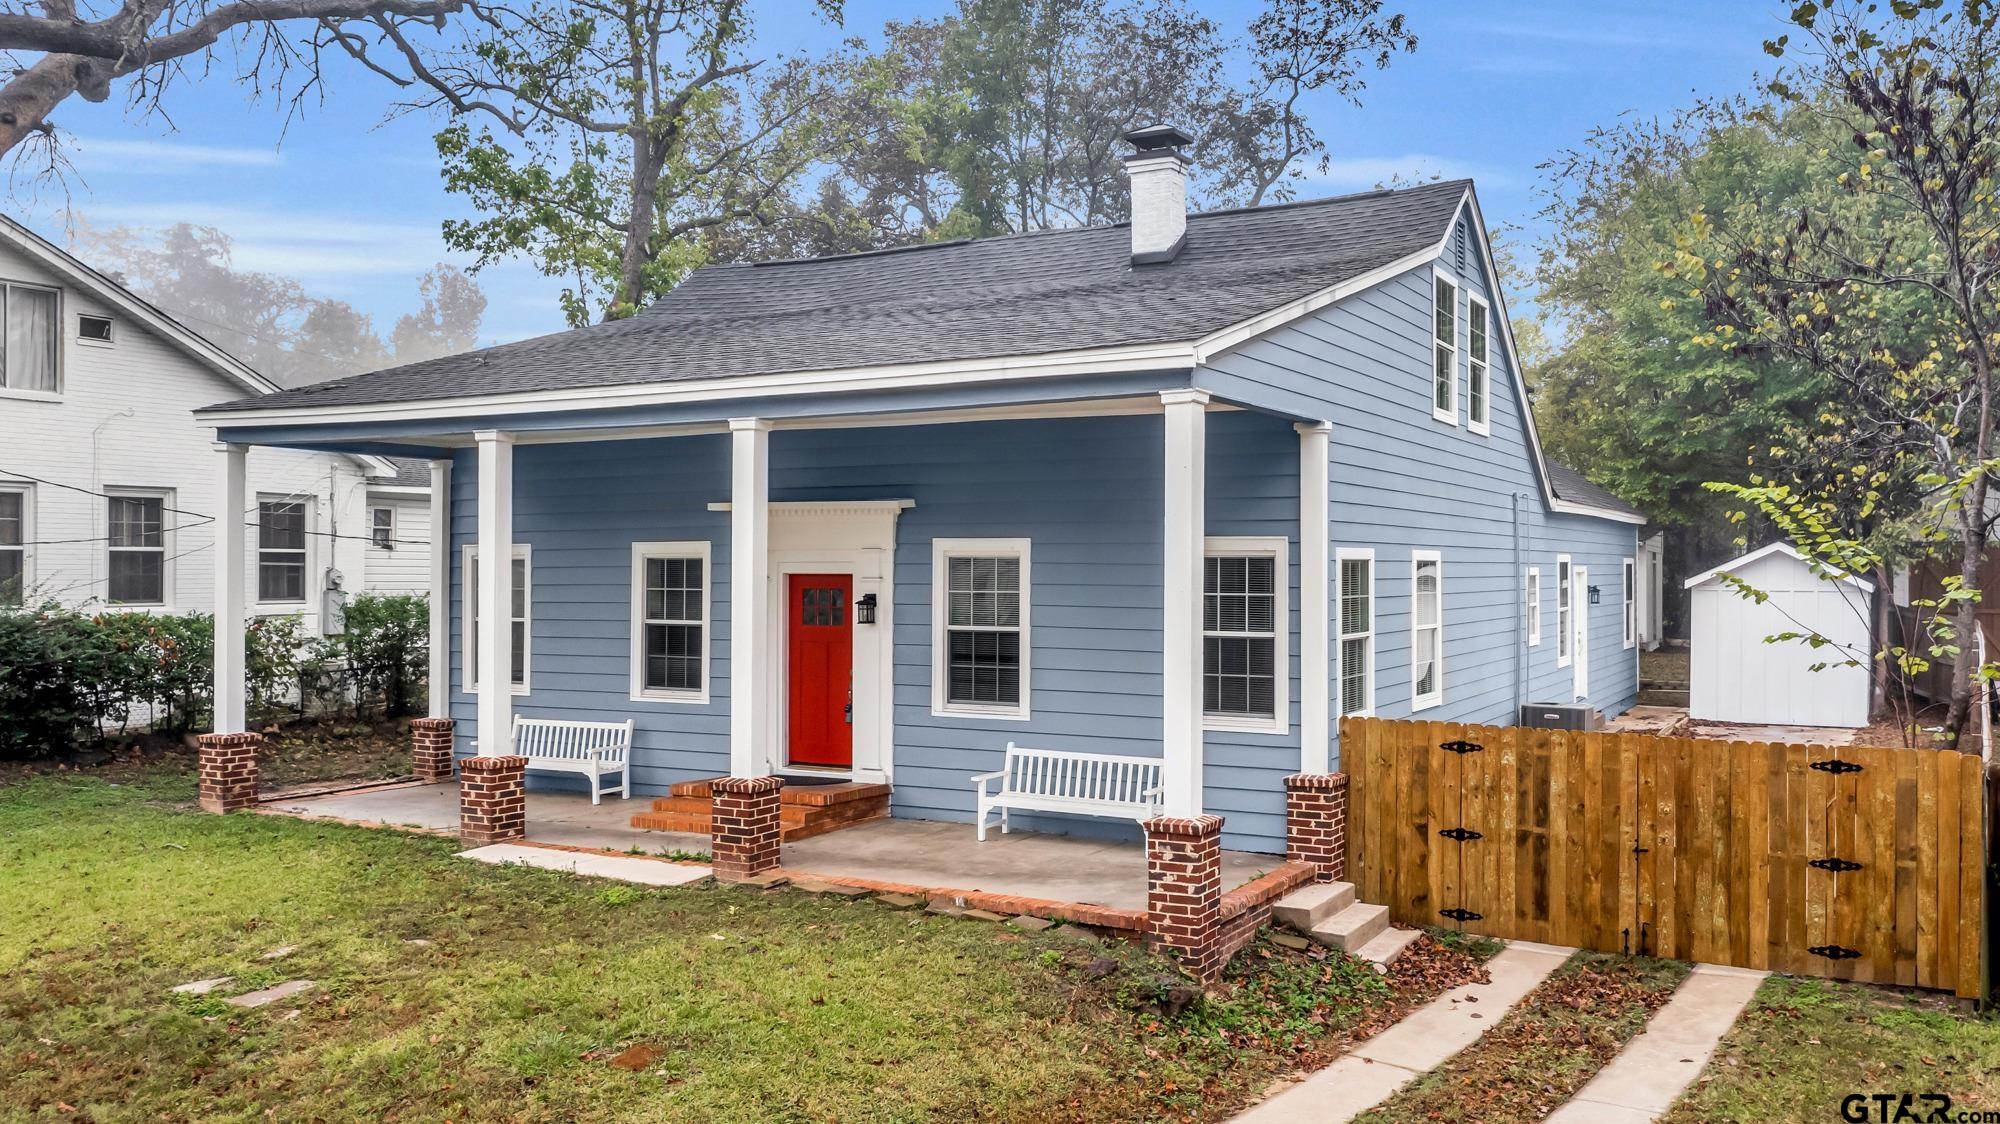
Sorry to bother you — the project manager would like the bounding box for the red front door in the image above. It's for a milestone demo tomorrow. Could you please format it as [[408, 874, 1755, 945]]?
[[787, 574, 854, 768]]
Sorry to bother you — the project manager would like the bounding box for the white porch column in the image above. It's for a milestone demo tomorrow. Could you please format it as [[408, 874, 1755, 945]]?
[[1160, 389, 1208, 818], [212, 441, 248, 734], [427, 457, 453, 720], [474, 431, 514, 756], [728, 418, 773, 778], [1297, 421, 1332, 773]]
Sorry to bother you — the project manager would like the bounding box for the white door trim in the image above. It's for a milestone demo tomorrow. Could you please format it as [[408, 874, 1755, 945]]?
[[760, 502, 905, 784]]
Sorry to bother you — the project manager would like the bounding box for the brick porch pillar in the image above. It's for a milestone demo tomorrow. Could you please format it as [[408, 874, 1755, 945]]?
[[1144, 814, 1227, 982], [196, 731, 263, 813], [410, 717, 456, 784], [459, 755, 527, 846], [1284, 772, 1349, 882], [710, 775, 785, 881]]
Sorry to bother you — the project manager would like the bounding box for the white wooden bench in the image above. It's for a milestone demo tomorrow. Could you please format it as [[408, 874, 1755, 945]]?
[[509, 717, 634, 804], [970, 742, 1164, 841]]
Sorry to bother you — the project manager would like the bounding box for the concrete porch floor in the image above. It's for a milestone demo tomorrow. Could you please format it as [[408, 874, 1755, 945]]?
[[264, 781, 1279, 913]]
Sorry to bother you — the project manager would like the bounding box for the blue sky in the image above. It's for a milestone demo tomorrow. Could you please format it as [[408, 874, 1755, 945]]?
[[14, 1, 1784, 345]]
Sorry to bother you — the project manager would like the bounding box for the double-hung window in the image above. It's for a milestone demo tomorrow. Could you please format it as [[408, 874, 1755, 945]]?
[[631, 542, 708, 702], [1555, 555, 1573, 668], [1411, 551, 1444, 710], [0, 486, 25, 607], [370, 506, 394, 549], [463, 544, 530, 693], [1467, 296, 1491, 434], [106, 492, 167, 605], [1623, 557, 1637, 649], [1203, 537, 1289, 731], [932, 539, 1029, 718], [257, 498, 307, 603], [1337, 548, 1374, 717], [0, 281, 58, 394], [1431, 270, 1458, 423], [1525, 566, 1542, 647]]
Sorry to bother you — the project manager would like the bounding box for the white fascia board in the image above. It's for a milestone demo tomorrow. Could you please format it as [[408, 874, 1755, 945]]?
[[1683, 541, 1875, 592], [0, 216, 279, 398], [197, 340, 1203, 428], [366, 484, 432, 497], [1550, 499, 1650, 525]]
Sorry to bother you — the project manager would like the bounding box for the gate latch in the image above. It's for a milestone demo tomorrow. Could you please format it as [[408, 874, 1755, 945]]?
[[1438, 827, 1483, 842]]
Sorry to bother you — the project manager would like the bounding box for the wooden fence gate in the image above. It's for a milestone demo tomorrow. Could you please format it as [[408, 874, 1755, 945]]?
[[1342, 717, 1992, 999]]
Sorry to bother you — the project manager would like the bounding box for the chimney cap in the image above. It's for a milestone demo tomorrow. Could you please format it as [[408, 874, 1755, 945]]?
[[1123, 124, 1193, 153]]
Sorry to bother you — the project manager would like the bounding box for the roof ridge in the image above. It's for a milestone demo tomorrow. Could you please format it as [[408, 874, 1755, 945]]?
[[718, 178, 1473, 273]]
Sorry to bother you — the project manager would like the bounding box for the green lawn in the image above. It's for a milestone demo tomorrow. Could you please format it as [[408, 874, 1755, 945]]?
[[0, 765, 1471, 1122], [1664, 975, 2000, 1123]]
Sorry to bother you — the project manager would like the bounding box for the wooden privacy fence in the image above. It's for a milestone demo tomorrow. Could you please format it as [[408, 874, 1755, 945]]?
[[1342, 717, 1993, 999]]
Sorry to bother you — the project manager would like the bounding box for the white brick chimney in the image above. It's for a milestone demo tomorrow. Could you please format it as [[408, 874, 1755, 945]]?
[[1123, 124, 1192, 265]]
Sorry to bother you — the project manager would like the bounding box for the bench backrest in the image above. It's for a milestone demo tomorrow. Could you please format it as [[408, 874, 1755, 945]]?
[[512, 717, 634, 763], [1001, 742, 1161, 807]]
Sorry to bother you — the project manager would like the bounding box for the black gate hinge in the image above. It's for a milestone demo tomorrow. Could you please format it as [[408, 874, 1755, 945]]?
[[1440, 907, 1483, 922], [1808, 758, 1864, 775], [1440, 739, 1484, 754], [1808, 856, 1863, 873], [1808, 944, 1863, 961], [1438, 827, 1483, 841]]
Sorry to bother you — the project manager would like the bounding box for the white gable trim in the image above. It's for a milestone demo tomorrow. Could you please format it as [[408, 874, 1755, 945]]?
[[1684, 542, 1875, 592]]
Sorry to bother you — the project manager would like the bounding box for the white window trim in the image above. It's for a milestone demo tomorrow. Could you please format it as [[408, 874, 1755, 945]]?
[[105, 487, 173, 609], [931, 537, 1032, 720], [1623, 556, 1637, 650], [1202, 535, 1290, 735], [1555, 554, 1573, 668], [77, 313, 114, 347], [629, 539, 711, 705], [1430, 266, 1459, 426], [461, 542, 531, 696], [1411, 550, 1445, 711], [0, 279, 62, 396], [1525, 565, 1542, 647], [1467, 295, 1492, 436], [253, 493, 312, 610], [369, 505, 396, 550], [1336, 546, 1376, 718], [0, 481, 31, 608]]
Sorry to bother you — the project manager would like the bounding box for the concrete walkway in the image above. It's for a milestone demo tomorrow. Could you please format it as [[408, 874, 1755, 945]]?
[[1231, 941, 1573, 1124], [458, 843, 713, 886], [1544, 964, 1767, 1124]]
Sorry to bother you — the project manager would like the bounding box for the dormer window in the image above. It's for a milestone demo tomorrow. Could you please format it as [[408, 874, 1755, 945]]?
[[0, 282, 57, 394], [78, 314, 112, 343]]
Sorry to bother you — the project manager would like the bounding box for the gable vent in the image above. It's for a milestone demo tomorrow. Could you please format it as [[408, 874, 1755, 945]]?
[[1454, 222, 1467, 271]]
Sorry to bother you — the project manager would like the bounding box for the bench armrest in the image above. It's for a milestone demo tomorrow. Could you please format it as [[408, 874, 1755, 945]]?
[[1141, 783, 1165, 799], [969, 769, 1007, 783]]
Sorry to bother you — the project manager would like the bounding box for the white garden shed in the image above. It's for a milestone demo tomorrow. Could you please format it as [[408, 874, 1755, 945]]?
[[1685, 543, 1875, 728]]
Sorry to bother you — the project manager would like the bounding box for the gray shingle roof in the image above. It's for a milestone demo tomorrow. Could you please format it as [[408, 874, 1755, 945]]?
[[204, 179, 1471, 413], [1547, 460, 1645, 519], [376, 456, 433, 487]]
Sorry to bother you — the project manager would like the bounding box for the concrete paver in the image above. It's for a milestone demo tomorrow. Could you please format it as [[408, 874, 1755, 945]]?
[[226, 980, 315, 1008], [1231, 941, 1573, 1124], [1546, 964, 1766, 1122], [457, 843, 713, 886]]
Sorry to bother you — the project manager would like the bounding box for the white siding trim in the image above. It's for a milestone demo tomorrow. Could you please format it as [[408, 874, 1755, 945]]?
[[1201, 535, 1291, 736], [1411, 549, 1444, 711], [930, 537, 1033, 721], [426, 459, 451, 719], [1296, 421, 1331, 771], [629, 539, 712, 705]]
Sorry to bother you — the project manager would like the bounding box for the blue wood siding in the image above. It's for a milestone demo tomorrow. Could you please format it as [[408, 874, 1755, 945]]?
[[448, 410, 1303, 852], [1197, 204, 1640, 775]]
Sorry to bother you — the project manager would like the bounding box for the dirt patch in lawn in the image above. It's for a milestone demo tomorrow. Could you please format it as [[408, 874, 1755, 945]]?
[[1353, 951, 1690, 1124], [0, 717, 414, 796]]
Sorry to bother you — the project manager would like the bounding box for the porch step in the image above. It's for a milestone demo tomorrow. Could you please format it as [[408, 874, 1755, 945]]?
[[1269, 883, 1416, 968], [633, 778, 890, 841]]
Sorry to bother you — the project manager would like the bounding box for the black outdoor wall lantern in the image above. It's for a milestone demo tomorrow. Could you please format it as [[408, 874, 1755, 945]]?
[[856, 593, 878, 624], [1588, 585, 1602, 605]]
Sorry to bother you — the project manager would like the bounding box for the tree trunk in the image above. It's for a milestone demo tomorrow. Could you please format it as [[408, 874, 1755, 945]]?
[[613, 133, 662, 316], [0, 54, 105, 154], [1872, 562, 1892, 720]]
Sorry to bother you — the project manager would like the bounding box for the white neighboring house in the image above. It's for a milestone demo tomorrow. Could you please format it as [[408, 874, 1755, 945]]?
[[0, 215, 432, 630]]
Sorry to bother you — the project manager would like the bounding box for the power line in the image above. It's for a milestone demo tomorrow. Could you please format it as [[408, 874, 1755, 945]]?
[[1, 466, 433, 547]]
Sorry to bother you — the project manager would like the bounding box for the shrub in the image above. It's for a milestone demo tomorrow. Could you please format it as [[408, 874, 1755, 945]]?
[[0, 606, 100, 756], [303, 594, 429, 719]]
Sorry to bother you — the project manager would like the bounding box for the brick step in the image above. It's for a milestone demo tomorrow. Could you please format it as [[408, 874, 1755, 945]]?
[[667, 776, 889, 807], [635, 783, 889, 841], [629, 807, 888, 842]]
